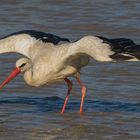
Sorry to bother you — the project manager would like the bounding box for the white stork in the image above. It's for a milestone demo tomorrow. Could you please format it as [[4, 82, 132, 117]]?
[[0, 30, 139, 113]]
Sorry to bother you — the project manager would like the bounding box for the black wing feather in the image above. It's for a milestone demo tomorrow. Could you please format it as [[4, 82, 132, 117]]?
[[1, 30, 70, 45], [97, 36, 140, 60]]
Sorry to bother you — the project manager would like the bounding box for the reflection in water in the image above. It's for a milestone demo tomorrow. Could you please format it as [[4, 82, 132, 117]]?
[[0, 0, 140, 139]]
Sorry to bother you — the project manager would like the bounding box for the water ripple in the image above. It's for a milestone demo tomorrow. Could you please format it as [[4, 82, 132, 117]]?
[[0, 96, 139, 113]]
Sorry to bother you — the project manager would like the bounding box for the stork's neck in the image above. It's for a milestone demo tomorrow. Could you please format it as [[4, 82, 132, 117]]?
[[0, 34, 36, 58], [23, 69, 36, 86]]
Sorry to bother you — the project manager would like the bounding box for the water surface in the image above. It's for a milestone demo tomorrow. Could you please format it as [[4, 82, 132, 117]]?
[[0, 0, 140, 139]]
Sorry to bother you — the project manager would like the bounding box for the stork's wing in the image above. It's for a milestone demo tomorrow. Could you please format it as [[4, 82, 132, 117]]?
[[1, 30, 70, 45], [62, 36, 140, 67], [0, 30, 70, 58]]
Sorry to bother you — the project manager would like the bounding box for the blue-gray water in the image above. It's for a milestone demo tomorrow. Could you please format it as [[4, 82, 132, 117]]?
[[0, 0, 140, 140]]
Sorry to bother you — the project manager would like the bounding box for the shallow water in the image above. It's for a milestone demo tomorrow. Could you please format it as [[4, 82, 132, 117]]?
[[0, 0, 140, 140]]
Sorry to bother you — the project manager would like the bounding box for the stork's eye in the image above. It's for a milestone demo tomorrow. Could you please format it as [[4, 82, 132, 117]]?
[[19, 63, 26, 68]]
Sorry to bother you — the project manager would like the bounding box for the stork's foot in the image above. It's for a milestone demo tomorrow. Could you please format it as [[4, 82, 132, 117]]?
[[61, 78, 72, 114]]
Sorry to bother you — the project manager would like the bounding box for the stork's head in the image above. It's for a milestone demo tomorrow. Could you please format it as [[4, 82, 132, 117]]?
[[0, 57, 31, 89], [16, 58, 31, 72]]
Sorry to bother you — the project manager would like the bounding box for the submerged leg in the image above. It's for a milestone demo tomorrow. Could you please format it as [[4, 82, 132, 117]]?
[[76, 76, 86, 113], [61, 78, 72, 114]]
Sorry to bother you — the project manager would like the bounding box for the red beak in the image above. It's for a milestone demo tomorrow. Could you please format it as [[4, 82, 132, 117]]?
[[0, 67, 21, 89]]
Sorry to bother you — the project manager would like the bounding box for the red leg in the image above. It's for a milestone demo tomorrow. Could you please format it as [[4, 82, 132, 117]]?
[[76, 77, 86, 113], [61, 78, 72, 114]]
